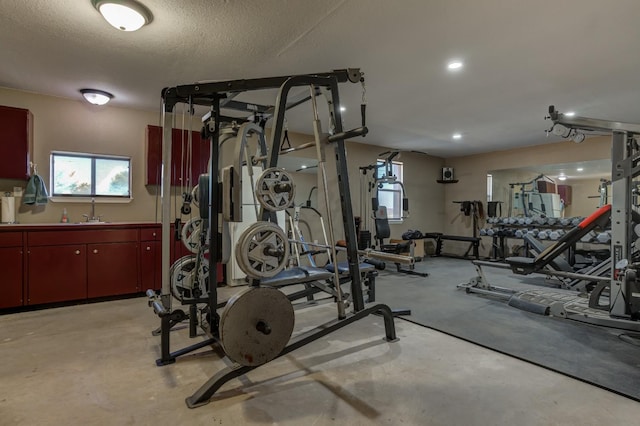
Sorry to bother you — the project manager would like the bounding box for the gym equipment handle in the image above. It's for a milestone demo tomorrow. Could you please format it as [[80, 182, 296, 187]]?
[[327, 126, 368, 143]]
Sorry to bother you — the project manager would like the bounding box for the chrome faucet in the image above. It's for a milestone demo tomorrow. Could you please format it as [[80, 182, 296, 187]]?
[[82, 198, 103, 222]]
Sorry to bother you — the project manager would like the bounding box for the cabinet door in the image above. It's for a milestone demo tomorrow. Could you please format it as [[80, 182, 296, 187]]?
[[0, 247, 23, 308], [0, 106, 32, 180], [88, 242, 138, 298], [146, 125, 209, 186], [28, 245, 87, 304], [140, 240, 161, 291]]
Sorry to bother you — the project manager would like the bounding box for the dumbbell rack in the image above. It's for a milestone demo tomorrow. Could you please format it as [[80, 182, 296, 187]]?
[[480, 216, 611, 261]]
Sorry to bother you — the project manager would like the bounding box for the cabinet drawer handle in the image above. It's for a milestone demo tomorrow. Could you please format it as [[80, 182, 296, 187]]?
[[75, 250, 81, 255], [93, 249, 99, 254]]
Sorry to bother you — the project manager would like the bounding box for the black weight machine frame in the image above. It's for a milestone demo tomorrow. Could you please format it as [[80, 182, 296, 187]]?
[[147, 69, 399, 408]]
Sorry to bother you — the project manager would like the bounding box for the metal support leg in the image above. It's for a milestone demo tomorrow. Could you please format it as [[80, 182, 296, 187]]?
[[185, 303, 398, 408]]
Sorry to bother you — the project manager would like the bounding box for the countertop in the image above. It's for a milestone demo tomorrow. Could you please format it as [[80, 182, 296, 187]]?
[[0, 222, 161, 231]]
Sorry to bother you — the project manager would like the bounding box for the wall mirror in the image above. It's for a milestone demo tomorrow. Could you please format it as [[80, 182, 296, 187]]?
[[488, 159, 611, 218]]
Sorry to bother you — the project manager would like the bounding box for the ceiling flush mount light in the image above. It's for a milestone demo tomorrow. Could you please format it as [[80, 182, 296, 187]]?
[[565, 111, 576, 117], [447, 60, 463, 71], [340, 106, 346, 112], [92, 0, 153, 31], [558, 174, 567, 181], [577, 167, 584, 172], [452, 133, 462, 140], [80, 89, 114, 105]]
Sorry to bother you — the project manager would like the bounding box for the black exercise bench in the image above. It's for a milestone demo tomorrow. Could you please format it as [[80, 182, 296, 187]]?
[[423, 232, 481, 260], [506, 204, 611, 275]]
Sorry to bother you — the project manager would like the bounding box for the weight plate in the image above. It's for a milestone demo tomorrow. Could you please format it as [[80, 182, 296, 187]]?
[[170, 255, 209, 302], [220, 287, 295, 366], [235, 221, 289, 278], [182, 217, 203, 254], [191, 184, 200, 208], [255, 167, 296, 211]]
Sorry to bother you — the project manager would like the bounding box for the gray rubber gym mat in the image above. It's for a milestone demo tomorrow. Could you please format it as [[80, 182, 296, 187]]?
[[375, 257, 640, 401]]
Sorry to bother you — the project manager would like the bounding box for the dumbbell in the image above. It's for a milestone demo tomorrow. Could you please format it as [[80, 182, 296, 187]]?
[[526, 229, 540, 238], [479, 228, 488, 236], [571, 217, 583, 227], [524, 217, 534, 225], [514, 229, 527, 238], [634, 223, 640, 237], [517, 217, 526, 225], [501, 217, 511, 225], [559, 217, 573, 227], [504, 228, 517, 237], [486, 228, 497, 237], [546, 217, 558, 226], [507, 217, 518, 225], [596, 231, 612, 244], [537, 230, 549, 240], [548, 230, 565, 241], [534, 216, 547, 225], [580, 231, 597, 243]]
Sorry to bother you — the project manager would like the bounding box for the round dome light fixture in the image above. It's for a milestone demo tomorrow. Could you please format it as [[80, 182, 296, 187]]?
[[80, 89, 114, 106], [92, 0, 153, 32]]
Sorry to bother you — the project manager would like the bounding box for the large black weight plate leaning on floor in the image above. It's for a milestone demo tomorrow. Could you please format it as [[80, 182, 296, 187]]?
[[220, 287, 295, 367]]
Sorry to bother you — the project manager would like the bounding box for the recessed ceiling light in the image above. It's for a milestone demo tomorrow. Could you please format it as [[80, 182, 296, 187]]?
[[452, 133, 462, 140], [300, 165, 307, 169], [339, 106, 346, 112], [558, 174, 567, 181], [92, 0, 153, 31], [576, 167, 584, 172], [80, 89, 114, 105], [565, 111, 576, 117], [447, 60, 463, 71]]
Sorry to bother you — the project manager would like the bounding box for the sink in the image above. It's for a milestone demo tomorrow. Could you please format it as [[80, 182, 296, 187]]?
[[74, 221, 109, 225]]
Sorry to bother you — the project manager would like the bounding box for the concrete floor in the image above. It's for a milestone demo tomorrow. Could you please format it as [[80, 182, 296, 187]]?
[[2, 284, 640, 425]]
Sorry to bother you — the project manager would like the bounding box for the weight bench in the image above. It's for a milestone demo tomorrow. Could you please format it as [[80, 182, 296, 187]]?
[[507, 204, 611, 275], [260, 265, 371, 305], [424, 232, 481, 259], [522, 233, 574, 272], [326, 262, 377, 303]]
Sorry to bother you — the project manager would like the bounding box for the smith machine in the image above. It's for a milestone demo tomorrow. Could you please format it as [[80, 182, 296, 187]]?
[[461, 106, 640, 331], [146, 69, 400, 408]]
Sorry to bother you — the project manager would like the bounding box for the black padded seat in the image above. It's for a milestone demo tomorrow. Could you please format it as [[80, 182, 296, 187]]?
[[506, 256, 537, 274], [325, 262, 376, 274], [260, 266, 333, 287]]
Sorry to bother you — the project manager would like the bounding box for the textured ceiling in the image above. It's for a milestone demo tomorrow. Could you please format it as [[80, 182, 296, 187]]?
[[2, 0, 640, 157]]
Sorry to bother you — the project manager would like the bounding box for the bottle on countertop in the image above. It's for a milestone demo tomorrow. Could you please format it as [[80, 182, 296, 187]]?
[[61, 208, 69, 223]]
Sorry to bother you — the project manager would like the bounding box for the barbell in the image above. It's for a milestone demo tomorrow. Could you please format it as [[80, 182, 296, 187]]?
[[234, 221, 414, 279]]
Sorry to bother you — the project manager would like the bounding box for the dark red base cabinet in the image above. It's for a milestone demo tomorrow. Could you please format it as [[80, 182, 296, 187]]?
[[28, 245, 87, 305], [88, 242, 138, 298], [0, 232, 24, 309], [0, 223, 225, 311]]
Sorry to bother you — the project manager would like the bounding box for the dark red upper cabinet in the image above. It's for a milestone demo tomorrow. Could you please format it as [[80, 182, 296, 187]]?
[[0, 105, 33, 180], [146, 125, 210, 186]]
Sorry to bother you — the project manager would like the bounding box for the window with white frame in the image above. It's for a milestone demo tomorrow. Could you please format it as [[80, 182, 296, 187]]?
[[376, 159, 404, 221], [50, 152, 131, 198]]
